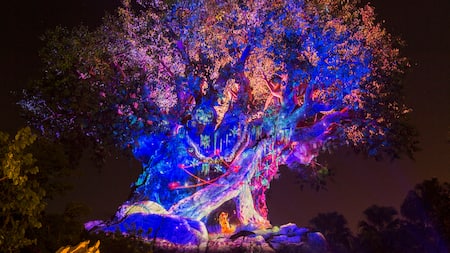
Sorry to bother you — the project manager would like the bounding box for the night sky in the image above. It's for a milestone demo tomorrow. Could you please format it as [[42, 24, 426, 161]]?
[[1, 0, 449, 231]]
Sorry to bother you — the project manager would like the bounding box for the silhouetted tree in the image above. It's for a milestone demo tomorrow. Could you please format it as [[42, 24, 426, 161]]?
[[356, 205, 400, 253], [308, 179, 450, 253], [309, 211, 354, 253], [400, 178, 450, 253]]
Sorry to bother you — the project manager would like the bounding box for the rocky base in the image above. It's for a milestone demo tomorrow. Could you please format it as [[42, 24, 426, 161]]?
[[88, 217, 327, 253], [85, 201, 328, 252], [149, 226, 328, 252]]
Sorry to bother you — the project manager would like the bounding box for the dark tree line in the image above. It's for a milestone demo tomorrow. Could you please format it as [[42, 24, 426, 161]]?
[[309, 178, 450, 253]]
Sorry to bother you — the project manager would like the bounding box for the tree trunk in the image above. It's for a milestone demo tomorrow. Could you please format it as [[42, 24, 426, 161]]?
[[168, 144, 270, 227], [235, 182, 271, 228]]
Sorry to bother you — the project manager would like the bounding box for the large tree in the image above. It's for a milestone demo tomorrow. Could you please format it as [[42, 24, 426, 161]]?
[[21, 0, 416, 231]]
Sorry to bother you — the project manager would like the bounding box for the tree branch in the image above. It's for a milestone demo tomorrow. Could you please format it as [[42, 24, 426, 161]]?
[[158, 57, 174, 78], [293, 107, 350, 142], [176, 40, 191, 64], [238, 45, 252, 65], [262, 72, 283, 110], [287, 81, 345, 125]]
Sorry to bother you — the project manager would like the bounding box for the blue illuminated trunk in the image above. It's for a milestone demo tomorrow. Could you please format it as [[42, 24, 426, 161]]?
[[128, 121, 273, 228]]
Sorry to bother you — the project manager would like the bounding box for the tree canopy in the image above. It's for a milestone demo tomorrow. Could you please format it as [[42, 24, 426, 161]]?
[[21, 0, 415, 160]]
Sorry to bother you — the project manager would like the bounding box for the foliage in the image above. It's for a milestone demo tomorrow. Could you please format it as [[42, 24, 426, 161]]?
[[0, 126, 79, 253], [0, 127, 45, 252], [19, 25, 130, 165], [21, 0, 416, 160], [20, 0, 416, 231]]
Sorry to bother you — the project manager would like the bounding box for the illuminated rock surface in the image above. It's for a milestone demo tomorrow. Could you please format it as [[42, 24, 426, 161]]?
[[87, 217, 327, 252], [266, 224, 327, 253], [94, 213, 208, 245]]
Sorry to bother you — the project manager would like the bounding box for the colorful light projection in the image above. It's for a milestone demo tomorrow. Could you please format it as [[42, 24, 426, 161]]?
[[115, 0, 381, 235], [104, 0, 408, 243], [21, 0, 412, 246]]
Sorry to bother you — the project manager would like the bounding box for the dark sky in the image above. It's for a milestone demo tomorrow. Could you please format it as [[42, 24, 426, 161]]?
[[1, 0, 449, 232]]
